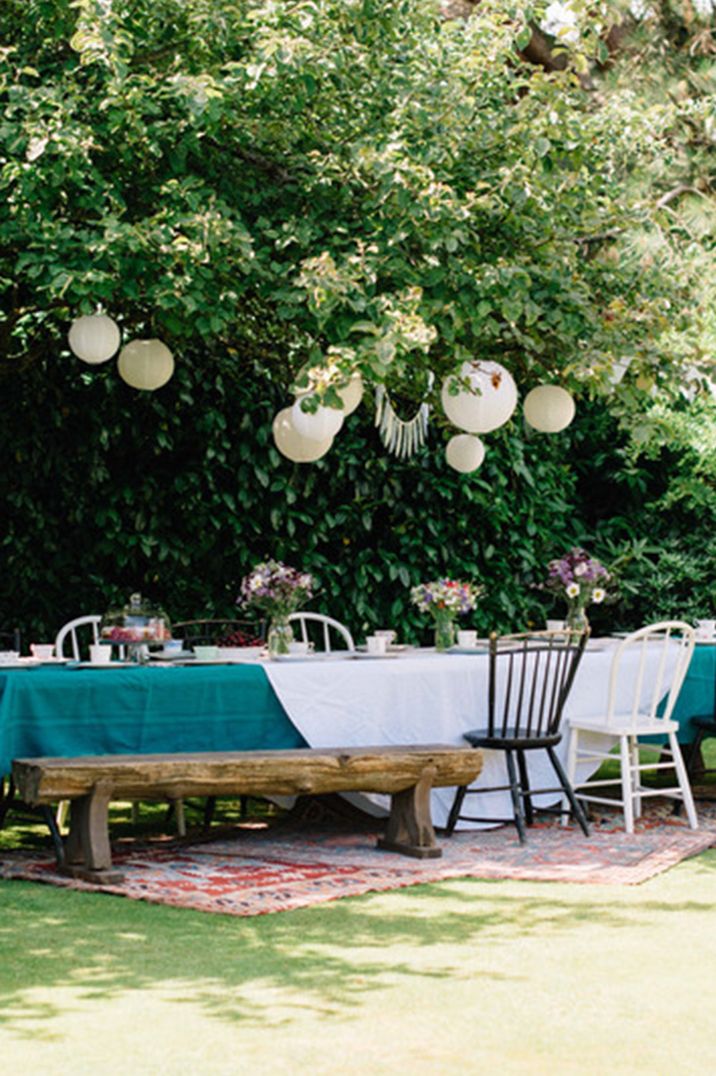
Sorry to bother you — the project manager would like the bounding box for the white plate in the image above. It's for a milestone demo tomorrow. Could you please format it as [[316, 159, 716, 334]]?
[[0, 659, 41, 670], [149, 651, 195, 661], [71, 661, 129, 669], [447, 646, 489, 655], [352, 651, 402, 660]]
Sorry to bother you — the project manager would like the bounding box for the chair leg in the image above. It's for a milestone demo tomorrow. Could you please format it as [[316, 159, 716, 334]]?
[[630, 738, 642, 820], [669, 731, 699, 830], [561, 727, 579, 827], [685, 730, 706, 780], [517, 750, 534, 825], [504, 750, 527, 844], [546, 746, 590, 837], [619, 735, 634, 834], [56, 799, 70, 832], [446, 785, 467, 836]]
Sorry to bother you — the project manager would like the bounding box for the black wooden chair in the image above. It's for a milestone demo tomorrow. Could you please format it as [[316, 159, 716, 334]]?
[[446, 629, 590, 843], [172, 619, 265, 648]]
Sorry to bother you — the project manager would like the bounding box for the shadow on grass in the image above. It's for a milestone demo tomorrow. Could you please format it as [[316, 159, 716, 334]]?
[[2, 841, 716, 1038]]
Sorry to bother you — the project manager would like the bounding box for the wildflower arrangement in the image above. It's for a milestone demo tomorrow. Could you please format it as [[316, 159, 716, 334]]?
[[238, 560, 313, 620], [411, 579, 480, 617], [545, 548, 611, 612]]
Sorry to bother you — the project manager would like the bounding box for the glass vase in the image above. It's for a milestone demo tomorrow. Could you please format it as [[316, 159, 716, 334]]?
[[433, 612, 456, 652], [566, 603, 589, 634], [267, 617, 293, 658]]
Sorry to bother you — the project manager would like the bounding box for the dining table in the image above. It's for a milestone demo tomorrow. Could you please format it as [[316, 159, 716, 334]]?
[[2, 636, 712, 830]]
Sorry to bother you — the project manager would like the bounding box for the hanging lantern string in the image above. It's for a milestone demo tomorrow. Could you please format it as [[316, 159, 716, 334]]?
[[374, 372, 434, 459]]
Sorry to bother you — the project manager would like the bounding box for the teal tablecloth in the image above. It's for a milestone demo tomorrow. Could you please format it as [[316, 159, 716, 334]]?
[[0, 664, 306, 774], [669, 643, 716, 740]]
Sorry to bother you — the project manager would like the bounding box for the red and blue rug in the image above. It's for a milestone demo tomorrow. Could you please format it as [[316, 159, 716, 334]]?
[[1, 805, 714, 917]]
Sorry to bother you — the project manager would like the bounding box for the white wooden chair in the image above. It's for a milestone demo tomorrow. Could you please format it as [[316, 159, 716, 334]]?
[[563, 621, 698, 833], [288, 612, 355, 652], [54, 615, 101, 661]]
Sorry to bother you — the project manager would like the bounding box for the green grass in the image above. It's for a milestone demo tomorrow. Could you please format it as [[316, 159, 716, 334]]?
[[2, 852, 716, 1073], [2, 749, 715, 1073]]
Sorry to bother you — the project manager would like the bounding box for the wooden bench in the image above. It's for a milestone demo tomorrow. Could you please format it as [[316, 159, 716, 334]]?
[[12, 745, 483, 883]]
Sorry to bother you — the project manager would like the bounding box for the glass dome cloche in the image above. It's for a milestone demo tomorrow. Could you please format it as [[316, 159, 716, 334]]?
[[100, 592, 171, 644]]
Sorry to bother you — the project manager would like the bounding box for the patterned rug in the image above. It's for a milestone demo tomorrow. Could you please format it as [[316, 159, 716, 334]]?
[[2, 804, 715, 917]]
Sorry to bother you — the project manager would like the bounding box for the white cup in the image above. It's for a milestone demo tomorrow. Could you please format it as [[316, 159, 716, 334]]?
[[89, 644, 107, 664], [193, 645, 219, 660], [546, 620, 567, 632], [30, 643, 55, 660], [163, 639, 183, 654], [366, 635, 388, 655], [457, 630, 478, 649], [289, 641, 311, 656], [695, 619, 716, 639]]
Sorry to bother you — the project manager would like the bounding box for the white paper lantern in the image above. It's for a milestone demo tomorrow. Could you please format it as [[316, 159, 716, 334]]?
[[272, 408, 333, 462], [523, 385, 575, 433], [338, 374, 364, 415], [441, 361, 518, 433], [446, 434, 486, 473], [291, 397, 344, 442], [68, 314, 121, 364], [118, 339, 175, 391]]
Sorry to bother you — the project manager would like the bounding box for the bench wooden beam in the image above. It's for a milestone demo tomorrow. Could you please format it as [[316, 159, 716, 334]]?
[[12, 746, 483, 883]]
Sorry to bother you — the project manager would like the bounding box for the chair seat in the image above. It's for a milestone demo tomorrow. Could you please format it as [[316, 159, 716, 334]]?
[[568, 714, 679, 736], [464, 729, 562, 750]]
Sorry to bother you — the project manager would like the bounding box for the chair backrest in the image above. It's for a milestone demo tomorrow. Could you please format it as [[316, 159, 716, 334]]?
[[487, 629, 588, 740], [605, 621, 695, 730], [54, 615, 101, 660], [172, 619, 266, 648], [288, 612, 355, 652]]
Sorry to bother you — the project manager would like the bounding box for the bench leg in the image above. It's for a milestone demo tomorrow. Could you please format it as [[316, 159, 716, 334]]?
[[63, 781, 124, 884], [377, 767, 442, 859]]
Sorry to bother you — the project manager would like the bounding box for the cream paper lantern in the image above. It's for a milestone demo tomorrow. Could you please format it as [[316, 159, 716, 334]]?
[[441, 360, 518, 433], [337, 374, 364, 415], [446, 434, 486, 474], [291, 396, 344, 442], [118, 339, 175, 391], [68, 314, 121, 364], [272, 408, 333, 462], [523, 385, 575, 433]]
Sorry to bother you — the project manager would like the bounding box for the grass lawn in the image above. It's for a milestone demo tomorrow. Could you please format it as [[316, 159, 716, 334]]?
[[2, 756, 715, 1074], [2, 850, 715, 1074]]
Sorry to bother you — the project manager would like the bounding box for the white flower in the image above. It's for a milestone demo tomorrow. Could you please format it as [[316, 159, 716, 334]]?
[[574, 563, 587, 577], [541, 2, 580, 44], [592, 588, 606, 604], [566, 583, 580, 599]]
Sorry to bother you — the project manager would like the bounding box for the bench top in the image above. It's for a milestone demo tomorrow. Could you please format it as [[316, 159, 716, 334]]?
[[13, 745, 483, 803]]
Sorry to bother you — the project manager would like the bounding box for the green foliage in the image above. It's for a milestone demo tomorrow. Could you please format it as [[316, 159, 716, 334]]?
[[1, 352, 584, 642], [0, 0, 691, 405]]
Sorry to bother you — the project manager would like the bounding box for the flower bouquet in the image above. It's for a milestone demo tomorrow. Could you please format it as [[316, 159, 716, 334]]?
[[545, 548, 611, 632], [239, 560, 314, 657], [411, 578, 481, 651]]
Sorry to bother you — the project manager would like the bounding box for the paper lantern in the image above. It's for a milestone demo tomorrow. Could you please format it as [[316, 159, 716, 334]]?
[[523, 385, 575, 433], [272, 408, 333, 462], [118, 339, 175, 391], [446, 434, 486, 474], [441, 361, 518, 433], [291, 397, 344, 442], [338, 374, 364, 415], [68, 314, 121, 365]]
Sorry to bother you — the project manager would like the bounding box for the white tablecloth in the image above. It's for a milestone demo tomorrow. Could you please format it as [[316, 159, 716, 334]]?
[[262, 641, 680, 829]]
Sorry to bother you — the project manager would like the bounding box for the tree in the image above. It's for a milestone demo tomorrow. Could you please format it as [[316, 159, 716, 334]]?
[[1, 0, 692, 411]]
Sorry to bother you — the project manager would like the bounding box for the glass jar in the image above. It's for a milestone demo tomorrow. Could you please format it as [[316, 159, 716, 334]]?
[[267, 617, 294, 658], [433, 611, 456, 652], [100, 592, 171, 644]]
